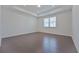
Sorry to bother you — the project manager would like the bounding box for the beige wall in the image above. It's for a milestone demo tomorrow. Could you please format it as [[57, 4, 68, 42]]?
[[0, 6, 2, 46], [1, 6, 72, 39], [1, 6, 37, 38], [37, 11, 72, 36], [72, 6, 79, 52]]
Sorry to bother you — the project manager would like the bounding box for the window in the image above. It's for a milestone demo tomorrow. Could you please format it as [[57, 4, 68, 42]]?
[[43, 17, 56, 27], [44, 18, 49, 27]]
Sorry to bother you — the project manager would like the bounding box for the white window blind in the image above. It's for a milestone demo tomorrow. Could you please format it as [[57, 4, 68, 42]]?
[[43, 17, 56, 27]]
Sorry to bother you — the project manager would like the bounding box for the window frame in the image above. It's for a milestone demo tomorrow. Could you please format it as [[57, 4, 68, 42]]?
[[43, 16, 56, 28]]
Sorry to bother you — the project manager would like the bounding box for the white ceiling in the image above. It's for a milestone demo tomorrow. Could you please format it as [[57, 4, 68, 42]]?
[[15, 5, 55, 14], [5, 5, 72, 17]]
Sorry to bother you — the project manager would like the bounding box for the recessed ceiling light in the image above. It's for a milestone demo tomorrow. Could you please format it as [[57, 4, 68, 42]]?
[[51, 5, 55, 7], [37, 5, 41, 7]]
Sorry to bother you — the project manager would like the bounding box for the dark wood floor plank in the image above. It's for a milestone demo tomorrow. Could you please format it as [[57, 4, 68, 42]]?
[[0, 32, 77, 53]]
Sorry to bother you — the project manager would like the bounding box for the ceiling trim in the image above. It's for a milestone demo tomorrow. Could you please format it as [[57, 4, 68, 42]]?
[[37, 6, 56, 14], [13, 6, 37, 17], [13, 6, 72, 17], [37, 6, 72, 17]]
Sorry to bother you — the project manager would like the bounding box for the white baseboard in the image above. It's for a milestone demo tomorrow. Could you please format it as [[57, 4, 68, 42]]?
[[2, 31, 37, 38], [0, 38, 2, 47], [39, 31, 72, 37], [2, 31, 72, 38]]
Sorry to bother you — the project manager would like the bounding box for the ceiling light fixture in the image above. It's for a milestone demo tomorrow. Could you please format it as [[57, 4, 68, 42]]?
[[37, 5, 41, 7]]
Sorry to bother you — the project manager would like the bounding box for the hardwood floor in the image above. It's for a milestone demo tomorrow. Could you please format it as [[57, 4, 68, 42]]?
[[0, 32, 77, 53]]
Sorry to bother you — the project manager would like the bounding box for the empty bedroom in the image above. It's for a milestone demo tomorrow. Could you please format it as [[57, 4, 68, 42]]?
[[0, 5, 79, 53]]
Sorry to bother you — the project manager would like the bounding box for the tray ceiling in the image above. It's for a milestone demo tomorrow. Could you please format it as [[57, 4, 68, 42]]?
[[3, 5, 72, 17]]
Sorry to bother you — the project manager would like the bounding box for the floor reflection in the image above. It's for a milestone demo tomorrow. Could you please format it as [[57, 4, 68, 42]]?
[[0, 32, 77, 53], [42, 37, 58, 53]]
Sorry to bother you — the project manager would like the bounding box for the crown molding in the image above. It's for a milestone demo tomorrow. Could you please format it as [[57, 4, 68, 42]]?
[[37, 6, 56, 14], [13, 6, 72, 17], [13, 6, 37, 17], [37, 6, 72, 17]]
